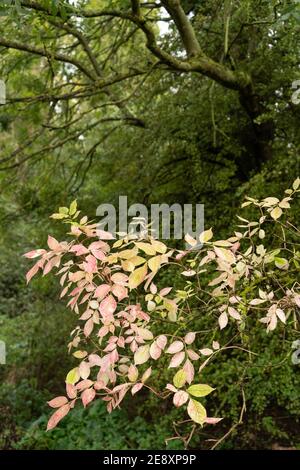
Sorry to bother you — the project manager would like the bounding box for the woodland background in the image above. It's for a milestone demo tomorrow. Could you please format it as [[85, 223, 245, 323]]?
[[0, 0, 300, 449]]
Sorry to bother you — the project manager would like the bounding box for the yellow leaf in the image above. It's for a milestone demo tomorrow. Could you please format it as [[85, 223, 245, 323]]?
[[270, 206, 282, 220], [119, 247, 138, 259], [121, 259, 136, 272], [199, 228, 213, 244], [73, 350, 88, 359], [134, 345, 150, 365], [173, 369, 186, 388], [151, 240, 167, 254], [69, 200, 77, 216], [136, 242, 156, 256], [129, 256, 147, 267], [187, 384, 215, 397], [148, 255, 161, 272], [187, 399, 207, 425], [66, 367, 80, 385], [128, 263, 148, 289]]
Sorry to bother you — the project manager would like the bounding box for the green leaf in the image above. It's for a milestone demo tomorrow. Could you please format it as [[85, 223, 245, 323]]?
[[173, 369, 186, 388], [187, 384, 215, 397], [50, 213, 67, 219], [59, 206, 69, 214], [187, 399, 207, 425], [69, 200, 77, 216]]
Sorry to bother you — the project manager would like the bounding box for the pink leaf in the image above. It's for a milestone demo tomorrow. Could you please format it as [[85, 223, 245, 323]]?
[[111, 284, 128, 301], [94, 284, 111, 300], [159, 287, 172, 297], [23, 249, 46, 259], [66, 384, 77, 399], [26, 262, 40, 284], [88, 354, 102, 366], [183, 359, 194, 384], [76, 379, 94, 391], [70, 244, 89, 256], [111, 273, 128, 286], [150, 341, 162, 360], [96, 229, 115, 240], [131, 382, 144, 395], [47, 403, 70, 431], [47, 235, 60, 251], [100, 295, 117, 318], [199, 348, 213, 356], [79, 361, 90, 380], [81, 388, 96, 407], [156, 335, 167, 350], [218, 311, 228, 330], [205, 417, 223, 425], [83, 254, 98, 273], [169, 351, 185, 368], [184, 332, 196, 345], [166, 341, 184, 354], [173, 390, 189, 407], [166, 384, 178, 393], [47, 396, 68, 408], [91, 249, 106, 261], [228, 307, 241, 320], [83, 318, 94, 337]]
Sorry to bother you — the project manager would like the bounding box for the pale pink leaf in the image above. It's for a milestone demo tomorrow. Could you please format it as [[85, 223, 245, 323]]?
[[150, 341, 162, 360], [47, 404, 70, 431], [169, 351, 185, 368], [84, 318, 94, 337], [47, 235, 60, 251], [47, 396, 68, 408], [218, 311, 228, 330], [166, 341, 184, 354], [81, 388, 96, 407], [94, 284, 111, 300], [184, 332, 196, 345], [131, 382, 144, 395], [100, 295, 117, 317], [156, 335, 167, 350], [173, 390, 189, 407]]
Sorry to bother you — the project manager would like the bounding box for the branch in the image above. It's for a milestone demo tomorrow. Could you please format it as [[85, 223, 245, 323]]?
[[131, 0, 141, 16], [0, 36, 96, 81], [161, 0, 202, 57]]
